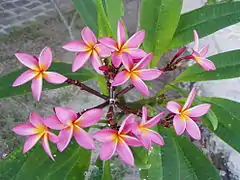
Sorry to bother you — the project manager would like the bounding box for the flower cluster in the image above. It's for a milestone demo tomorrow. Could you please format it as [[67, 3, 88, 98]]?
[[12, 20, 214, 166]]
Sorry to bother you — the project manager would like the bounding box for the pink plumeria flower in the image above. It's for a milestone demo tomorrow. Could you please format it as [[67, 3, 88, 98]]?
[[132, 107, 165, 150], [44, 107, 103, 151], [13, 47, 67, 101], [166, 88, 211, 140], [99, 20, 146, 67], [63, 27, 111, 74], [12, 112, 58, 160], [192, 30, 216, 71], [93, 114, 141, 166], [112, 53, 162, 96]]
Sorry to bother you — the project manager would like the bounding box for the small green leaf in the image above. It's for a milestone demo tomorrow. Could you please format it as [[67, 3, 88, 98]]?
[[169, 2, 240, 49], [101, 161, 112, 180], [96, 75, 108, 95], [206, 109, 218, 130], [174, 50, 240, 83], [132, 147, 151, 169], [0, 62, 96, 99]]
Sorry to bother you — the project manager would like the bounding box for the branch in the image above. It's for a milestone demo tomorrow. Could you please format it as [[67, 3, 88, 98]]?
[[78, 100, 109, 116], [116, 102, 145, 119], [115, 84, 134, 98]]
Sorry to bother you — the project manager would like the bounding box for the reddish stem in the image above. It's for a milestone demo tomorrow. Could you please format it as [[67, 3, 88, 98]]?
[[115, 84, 134, 98]]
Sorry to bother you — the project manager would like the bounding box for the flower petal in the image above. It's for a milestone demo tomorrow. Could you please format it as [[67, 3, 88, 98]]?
[[12, 70, 37, 87], [173, 115, 186, 135], [31, 75, 43, 101], [43, 72, 67, 84], [99, 37, 118, 51], [187, 104, 211, 117], [23, 134, 42, 153], [127, 48, 147, 59], [183, 87, 197, 110], [186, 118, 201, 140], [193, 30, 199, 51], [111, 52, 126, 68], [92, 129, 116, 142], [112, 70, 130, 86], [167, 101, 181, 114], [55, 107, 77, 125], [133, 53, 153, 70], [199, 44, 209, 57], [100, 140, 117, 160], [198, 58, 216, 71], [15, 52, 39, 70], [81, 27, 97, 46], [48, 132, 58, 143], [95, 43, 111, 57], [137, 69, 162, 81], [119, 114, 135, 134], [29, 112, 43, 128], [90, 51, 103, 74], [139, 134, 152, 150], [57, 127, 73, 152], [141, 106, 148, 124], [131, 74, 149, 96], [62, 40, 89, 52], [144, 112, 165, 128], [44, 115, 64, 130], [147, 129, 164, 146], [117, 20, 126, 47], [12, 123, 36, 136], [123, 30, 145, 49], [117, 138, 134, 166], [72, 52, 91, 72], [42, 134, 54, 160], [39, 47, 52, 70], [121, 53, 133, 71], [121, 135, 141, 147], [74, 126, 95, 149], [77, 108, 103, 128]]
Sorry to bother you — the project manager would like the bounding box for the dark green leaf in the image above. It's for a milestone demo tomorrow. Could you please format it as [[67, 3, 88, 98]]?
[[140, 0, 183, 67], [169, 2, 240, 49], [0, 62, 96, 99], [174, 50, 240, 83], [132, 147, 151, 169]]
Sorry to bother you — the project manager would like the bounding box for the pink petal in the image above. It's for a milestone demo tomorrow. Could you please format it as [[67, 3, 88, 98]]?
[[147, 130, 164, 146], [137, 69, 162, 81], [123, 30, 145, 49], [12, 123, 36, 136], [193, 30, 199, 51], [44, 115, 64, 130], [144, 112, 165, 128], [55, 107, 77, 125], [23, 134, 42, 153], [12, 70, 37, 87], [81, 27, 97, 46], [187, 104, 211, 117], [100, 140, 117, 160], [119, 114, 135, 134], [131, 74, 149, 96], [74, 126, 95, 149], [94, 43, 111, 57], [117, 20, 126, 47], [186, 118, 201, 140], [183, 87, 197, 110], [112, 70, 130, 86], [29, 112, 43, 128], [199, 44, 209, 57], [90, 51, 103, 74], [127, 48, 147, 59], [62, 40, 89, 52], [31, 75, 43, 101], [41, 134, 54, 160], [121, 53, 133, 71], [139, 134, 152, 150], [117, 138, 134, 166], [111, 52, 124, 68], [92, 129, 117, 142], [121, 135, 142, 147], [48, 132, 58, 143], [141, 106, 148, 124], [166, 101, 181, 114], [173, 115, 186, 135], [38, 47, 52, 71], [134, 53, 153, 70], [99, 37, 118, 51], [198, 58, 216, 71], [77, 108, 103, 127], [15, 52, 39, 70], [57, 127, 73, 152], [72, 52, 91, 72], [43, 72, 67, 84]]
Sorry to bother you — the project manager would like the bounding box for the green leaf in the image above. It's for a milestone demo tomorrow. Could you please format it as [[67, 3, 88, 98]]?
[[72, 0, 97, 34], [103, 0, 124, 37], [96, 75, 108, 95], [132, 147, 151, 169], [96, 0, 113, 37], [140, 0, 183, 67], [0, 62, 96, 99], [169, 2, 240, 49], [0, 142, 91, 180], [174, 50, 240, 83], [101, 161, 112, 180], [206, 108, 218, 130]]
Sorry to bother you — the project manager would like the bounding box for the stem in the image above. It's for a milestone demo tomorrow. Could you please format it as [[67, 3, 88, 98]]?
[[66, 79, 108, 100], [106, 105, 118, 129], [116, 102, 146, 119], [115, 84, 134, 98], [78, 100, 109, 116]]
